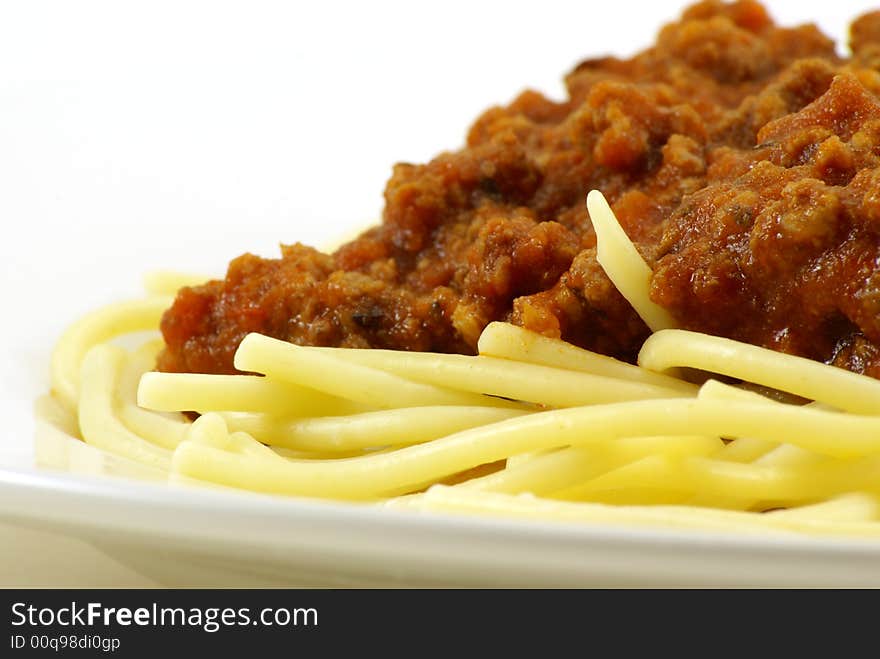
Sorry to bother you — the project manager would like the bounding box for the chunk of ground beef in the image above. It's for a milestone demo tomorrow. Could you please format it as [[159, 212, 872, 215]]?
[[158, 1, 880, 378]]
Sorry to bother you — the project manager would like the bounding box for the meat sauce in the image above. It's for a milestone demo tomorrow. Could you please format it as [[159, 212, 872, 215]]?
[[158, 1, 880, 378]]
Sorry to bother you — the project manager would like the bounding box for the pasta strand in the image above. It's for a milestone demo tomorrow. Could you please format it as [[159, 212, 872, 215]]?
[[78, 345, 172, 470], [587, 190, 676, 332], [640, 329, 880, 414], [293, 343, 691, 407], [234, 333, 527, 410], [221, 406, 526, 451], [476, 321, 695, 393], [51, 296, 172, 412]]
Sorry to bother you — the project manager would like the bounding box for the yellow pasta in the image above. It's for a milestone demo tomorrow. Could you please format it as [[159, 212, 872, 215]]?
[[461, 436, 722, 496], [139, 371, 367, 416], [51, 295, 172, 412], [288, 341, 690, 406], [117, 340, 189, 449], [234, 333, 527, 410], [187, 413, 282, 460], [388, 488, 880, 537], [141, 271, 210, 296], [77, 345, 172, 470], [476, 321, 695, 393], [40, 189, 880, 539], [169, 396, 880, 499], [220, 406, 527, 452], [586, 190, 676, 332], [640, 329, 880, 414]]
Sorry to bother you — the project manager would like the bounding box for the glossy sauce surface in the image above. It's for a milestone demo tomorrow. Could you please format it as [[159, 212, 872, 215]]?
[[159, 1, 880, 377]]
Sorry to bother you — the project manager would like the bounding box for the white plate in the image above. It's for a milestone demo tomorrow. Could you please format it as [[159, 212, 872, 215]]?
[[5, 453, 880, 587], [3, 1, 880, 588], [0, 415, 876, 588]]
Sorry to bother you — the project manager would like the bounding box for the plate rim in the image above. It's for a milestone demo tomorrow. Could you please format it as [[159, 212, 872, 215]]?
[[4, 464, 880, 556]]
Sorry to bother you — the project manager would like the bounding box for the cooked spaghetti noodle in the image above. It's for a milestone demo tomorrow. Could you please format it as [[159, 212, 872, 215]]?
[[40, 191, 880, 538]]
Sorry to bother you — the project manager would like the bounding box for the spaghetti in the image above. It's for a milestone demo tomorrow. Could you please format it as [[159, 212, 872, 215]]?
[[41, 191, 880, 537]]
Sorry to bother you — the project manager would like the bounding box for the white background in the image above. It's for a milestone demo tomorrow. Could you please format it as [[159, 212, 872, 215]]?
[[0, 1, 875, 583]]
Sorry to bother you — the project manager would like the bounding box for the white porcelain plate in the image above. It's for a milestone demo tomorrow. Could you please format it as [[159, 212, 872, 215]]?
[[0, 417, 876, 588]]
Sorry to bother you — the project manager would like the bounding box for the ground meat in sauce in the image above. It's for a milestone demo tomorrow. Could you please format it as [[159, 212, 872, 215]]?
[[158, 1, 880, 379]]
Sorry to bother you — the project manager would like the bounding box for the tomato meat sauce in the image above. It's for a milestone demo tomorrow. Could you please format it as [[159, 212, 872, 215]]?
[[158, 1, 880, 378]]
